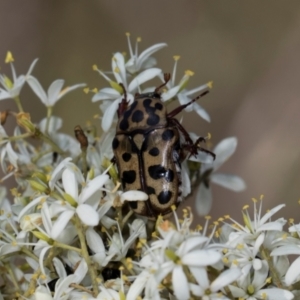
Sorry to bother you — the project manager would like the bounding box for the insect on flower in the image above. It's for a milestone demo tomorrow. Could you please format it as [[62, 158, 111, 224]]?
[[112, 73, 215, 218]]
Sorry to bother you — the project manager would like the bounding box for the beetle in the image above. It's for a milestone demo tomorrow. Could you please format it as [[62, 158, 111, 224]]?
[[112, 73, 215, 218]]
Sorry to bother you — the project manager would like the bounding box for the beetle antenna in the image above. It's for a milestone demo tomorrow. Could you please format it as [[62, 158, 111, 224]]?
[[154, 73, 171, 93]]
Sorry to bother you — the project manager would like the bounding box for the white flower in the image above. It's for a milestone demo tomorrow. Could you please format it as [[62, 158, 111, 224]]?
[[92, 52, 162, 131], [0, 52, 38, 100], [195, 137, 246, 215], [27, 76, 86, 107], [229, 260, 293, 300], [226, 200, 287, 245], [124, 33, 167, 74], [161, 57, 212, 122]]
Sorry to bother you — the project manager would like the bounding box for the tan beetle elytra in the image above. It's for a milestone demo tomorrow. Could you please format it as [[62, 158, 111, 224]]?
[[112, 73, 215, 218]]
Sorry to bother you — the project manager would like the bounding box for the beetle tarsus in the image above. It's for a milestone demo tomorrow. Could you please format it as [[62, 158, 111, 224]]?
[[154, 73, 171, 93]]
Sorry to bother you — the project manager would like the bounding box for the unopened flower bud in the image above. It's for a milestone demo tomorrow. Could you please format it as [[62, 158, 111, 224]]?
[[0, 111, 9, 125], [16, 112, 35, 133], [74, 125, 88, 150], [28, 179, 49, 194]]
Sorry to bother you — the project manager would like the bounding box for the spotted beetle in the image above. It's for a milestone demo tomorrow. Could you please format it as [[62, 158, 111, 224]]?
[[112, 73, 215, 218]]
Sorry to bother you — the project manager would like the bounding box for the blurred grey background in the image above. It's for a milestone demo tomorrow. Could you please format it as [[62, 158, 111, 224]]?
[[1, 1, 300, 222]]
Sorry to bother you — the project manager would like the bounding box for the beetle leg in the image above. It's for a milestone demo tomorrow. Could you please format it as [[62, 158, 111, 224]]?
[[111, 156, 117, 164], [154, 73, 171, 93], [117, 83, 129, 118], [168, 117, 194, 146], [167, 89, 209, 118]]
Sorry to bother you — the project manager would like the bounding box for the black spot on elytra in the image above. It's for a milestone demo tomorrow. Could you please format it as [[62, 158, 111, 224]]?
[[147, 186, 156, 194], [122, 170, 136, 184], [162, 129, 174, 141], [147, 114, 160, 126], [148, 165, 174, 182], [119, 101, 138, 131], [149, 147, 159, 156], [132, 110, 144, 123], [148, 165, 166, 180], [143, 98, 161, 126], [119, 119, 129, 131], [122, 153, 132, 162], [112, 138, 119, 149], [155, 102, 163, 110], [158, 190, 172, 204], [165, 169, 174, 182]]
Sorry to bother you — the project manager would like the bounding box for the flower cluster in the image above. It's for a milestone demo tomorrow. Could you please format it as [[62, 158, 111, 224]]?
[[0, 35, 296, 300]]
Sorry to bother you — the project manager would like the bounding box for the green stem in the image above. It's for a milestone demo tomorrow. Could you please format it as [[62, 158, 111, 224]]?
[[260, 245, 283, 288], [74, 215, 99, 296], [8, 132, 32, 142], [13, 96, 24, 112], [20, 246, 39, 262], [45, 106, 53, 134], [53, 241, 82, 253], [5, 262, 21, 293]]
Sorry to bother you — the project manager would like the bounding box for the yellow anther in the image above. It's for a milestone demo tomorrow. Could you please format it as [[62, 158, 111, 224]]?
[[92, 88, 98, 93], [224, 215, 230, 219], [213, 221, 219, 226], [125, 32, 130, 37], [206, 132, 212, 140], [119, 266, 124, 271], [205, 215, 212, 220], [207, 81, 213, 89], [260, 194, 264, 200], [232, 259, 239, 265], [236, 243, 244, 250], [173, 55, 180, 61], [289, 218, 294, 224], [218, 217, 224, 222], [223, 248, 228, 254], [137, 37, 142, 42], [298, 199, 300, 205], [83, 87, 89, 94], [114, 67, 120, 73], [222, 257, 229, 264], [185, 70, 194, 76], [282, 233, 288, 240], [242, 205, 249, 210], [122, 52, 127, 57], [92, 64, 98, 71], [5, 51, 14, 63], [93, 114, 100, 119], [171, 205, 176, 211], [196, 224, 203, 231], [265, 277, 272, 284], [251, 198, 257, 203]]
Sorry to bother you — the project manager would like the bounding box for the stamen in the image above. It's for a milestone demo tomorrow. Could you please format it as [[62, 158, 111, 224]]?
[[5, 51, 14, 63], [125, 32, 134, 57]]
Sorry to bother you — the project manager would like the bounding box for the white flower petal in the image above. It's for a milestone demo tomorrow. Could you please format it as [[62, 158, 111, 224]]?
[[101, 98, 120, 132], [285, 256, 300, 285], [271, 245, 300, 256], [213, 137, 237, 171], [182, 250, 221, 266], [112, 52, 127, 87], [51, 210, 75, 239], [92, 87, 120, 102], [76, 204, 99, 226], [161, 85, 181, 101], [172, 266, 190, 300], [126, 270, 148, 300], [258, 204, 285, 226], [255, 288, 294, 300], [193, 102, 211, 122], [86, 227, 105, 254], [0, 88, 12, 100], [57, 83, 86, 100], [62, 168, 78, 201], [120, 190, 148, 203], [49, 157, 73, 190], [211, 268, 241, 292], [53, 257, 67, 279], [189, 267, 209, 289], [55, 274, 77, 298], [137, 43, 167, 70], [79, 174, 109, 204], [195, 183, 212, 216], [211, 173, 246, 191], [27, 75, 48, 105], [257, 219, 286, 232], [47, 79, 65, 106], [128, 68, 161, 92]]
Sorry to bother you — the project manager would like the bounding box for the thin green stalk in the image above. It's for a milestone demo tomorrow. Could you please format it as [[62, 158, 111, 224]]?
[[13, 96, 24, 112], [45, 106, 53, 134], [74, 215, 99, 296], [260, 245, 283, 288], [53, 241, 82, 253]]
